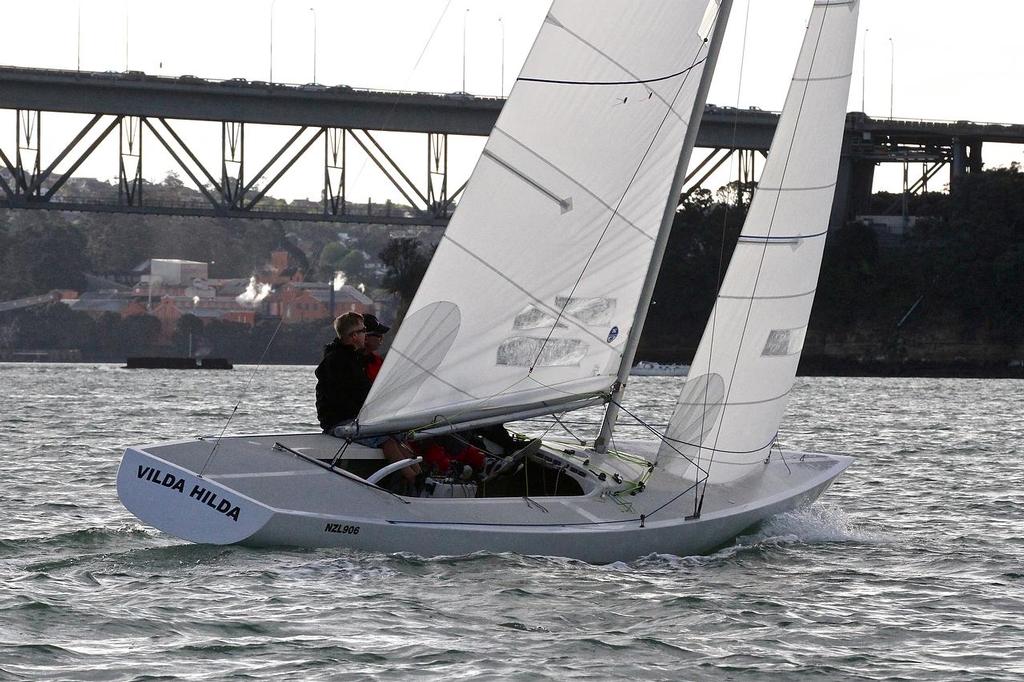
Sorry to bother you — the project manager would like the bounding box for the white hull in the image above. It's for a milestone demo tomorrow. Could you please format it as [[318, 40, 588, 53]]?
[[117, 433, 850, 563]]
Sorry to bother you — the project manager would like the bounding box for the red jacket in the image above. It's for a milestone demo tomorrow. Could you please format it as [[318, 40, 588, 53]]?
[[366, 351, 384, 381]]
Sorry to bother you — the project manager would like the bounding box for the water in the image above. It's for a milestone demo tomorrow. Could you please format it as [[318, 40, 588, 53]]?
[[1, 363, 1022, 680]]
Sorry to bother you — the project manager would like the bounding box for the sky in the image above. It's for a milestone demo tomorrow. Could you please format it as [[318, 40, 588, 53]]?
[[0, 0, 1021, 204]]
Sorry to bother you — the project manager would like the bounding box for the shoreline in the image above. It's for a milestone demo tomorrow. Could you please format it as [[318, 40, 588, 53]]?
[[2, 356, 1022, 379]]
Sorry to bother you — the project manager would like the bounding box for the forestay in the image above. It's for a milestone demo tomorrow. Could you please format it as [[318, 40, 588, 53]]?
[[658, 0, 860, 482], [354, 1, 727, 435]]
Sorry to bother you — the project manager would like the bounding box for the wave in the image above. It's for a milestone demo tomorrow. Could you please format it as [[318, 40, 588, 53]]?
[[0, 525, 156, 558], [736, 504, 887, 547]]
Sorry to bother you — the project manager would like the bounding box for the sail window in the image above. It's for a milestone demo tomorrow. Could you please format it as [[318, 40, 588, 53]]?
[[360, 301, 464, 416], [554, 296, 616, 326], [762, 327, 807, 357], [699, 0, 721, 41], [667, 372, 726, 445], [497, 337, 588, 367], [513, 305, 568, 330]]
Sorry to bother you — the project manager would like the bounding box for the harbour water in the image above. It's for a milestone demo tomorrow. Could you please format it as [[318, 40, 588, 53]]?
[[1, 363, 1021, 680]]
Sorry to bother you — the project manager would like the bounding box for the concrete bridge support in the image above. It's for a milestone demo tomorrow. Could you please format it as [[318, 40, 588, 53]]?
[[951, 137, 983, 185], [830, 155, 875, 228]]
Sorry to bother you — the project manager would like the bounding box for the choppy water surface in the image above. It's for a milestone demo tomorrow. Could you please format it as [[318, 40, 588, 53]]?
[[1, 363, 1021, 680]]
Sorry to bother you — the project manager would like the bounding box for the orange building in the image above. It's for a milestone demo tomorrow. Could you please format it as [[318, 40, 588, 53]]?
[[151, 296, 258, 343], [266, 283, 374, 323]]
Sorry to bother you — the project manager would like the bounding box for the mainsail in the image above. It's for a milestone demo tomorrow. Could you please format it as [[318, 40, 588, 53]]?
[[658, 0, 860, 482], [355, 1, 729, 435]]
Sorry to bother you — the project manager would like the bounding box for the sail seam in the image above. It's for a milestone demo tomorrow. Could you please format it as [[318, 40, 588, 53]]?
[[439, 234, 619, 350], [718, 288, 816, 301], [738, 229, 828, 242], [680, 388, 791, 409], [793, 72, 853, 83], [490, 127, 655, 241], [663, 431, 778, 454], [753, 182, 837, 192], [531, 12, 695, 126], [380, 344, 481, 401], [518, 57, 708, 87]]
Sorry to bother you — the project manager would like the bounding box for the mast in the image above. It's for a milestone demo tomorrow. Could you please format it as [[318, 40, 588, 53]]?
[[594, 0, 734, 454]]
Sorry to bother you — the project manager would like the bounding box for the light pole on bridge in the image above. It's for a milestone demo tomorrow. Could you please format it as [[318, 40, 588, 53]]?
[[861, 28, 868, 113], [309, 7, 318, 84], [889, 37, 895, 119], [462, 9, 469, 93], [269, 0, 278, 83]]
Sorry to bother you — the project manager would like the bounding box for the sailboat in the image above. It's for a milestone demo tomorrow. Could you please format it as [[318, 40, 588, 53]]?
[[118, 0, 860, 563]]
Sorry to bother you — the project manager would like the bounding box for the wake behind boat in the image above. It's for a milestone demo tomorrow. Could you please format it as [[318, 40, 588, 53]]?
[[119, 0, 861, 562]]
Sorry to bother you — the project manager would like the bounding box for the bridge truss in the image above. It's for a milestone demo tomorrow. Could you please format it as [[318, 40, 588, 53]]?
[[1, 109, 463, 226], [2, 67, 1023, 226]]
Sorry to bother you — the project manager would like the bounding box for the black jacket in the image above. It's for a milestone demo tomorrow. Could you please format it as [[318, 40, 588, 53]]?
[[315, 339, 371, 431]]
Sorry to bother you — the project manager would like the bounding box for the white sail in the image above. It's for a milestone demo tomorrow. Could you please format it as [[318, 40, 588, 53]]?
[[357, 1, 728, 435], [659, 0, 860, 483]]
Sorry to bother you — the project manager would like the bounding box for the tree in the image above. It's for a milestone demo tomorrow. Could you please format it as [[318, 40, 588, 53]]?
[[640, 193, 746, 360], [118, 315, 162, 356], [379, 238, 433, 311], [338, 250, 367, 281], [0, 214, 91, 298], [318, 242, 350, 275], [812, 221, 880, 334]]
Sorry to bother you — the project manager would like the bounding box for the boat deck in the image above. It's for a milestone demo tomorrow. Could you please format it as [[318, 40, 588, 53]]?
[[130, 433, 846, 526]]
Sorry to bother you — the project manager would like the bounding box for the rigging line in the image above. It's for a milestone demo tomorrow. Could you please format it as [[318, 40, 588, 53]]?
[[328, 438, 350, 470], [771, 435, 792, 475], [663, 432, 779, 455], [442, 234, 615, 349], [518, 57, 708, 87], [520, 371, 607, 399], [398, 373, 539, 434], [275, 441, 411, 504], [550, 412, 588, 446], [398, 374, 542, 437], [198, 317, 285, 477], [523, 417, 650, 429], [413, 0, 453, 71], [610, 398, 709, 477], [374, 342, 480, 401], [526, 15, 717, 374], [643, 478, 702, 522], [702, 1, 835, 497], [346, 0, 453, 197], [693, 0, 752, 515]]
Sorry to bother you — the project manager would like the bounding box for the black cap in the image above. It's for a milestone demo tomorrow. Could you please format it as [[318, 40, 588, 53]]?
[[362, 314, 390, 336]]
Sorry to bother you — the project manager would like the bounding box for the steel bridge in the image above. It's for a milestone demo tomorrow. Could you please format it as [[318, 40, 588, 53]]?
[[2, 65, 1023, 226]]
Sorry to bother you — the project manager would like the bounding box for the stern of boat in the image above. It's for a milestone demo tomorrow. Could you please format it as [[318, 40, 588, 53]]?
[[117, 446, 275, 544]]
